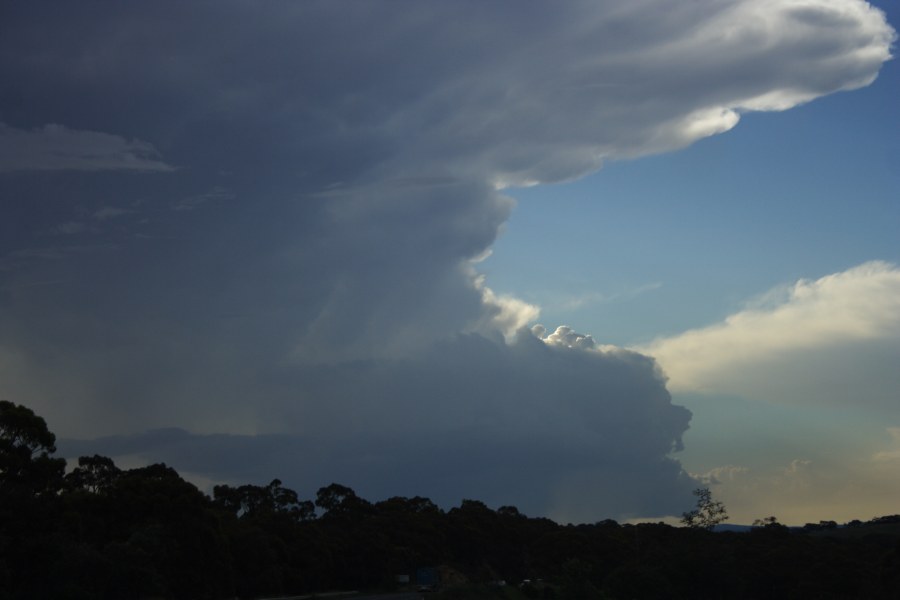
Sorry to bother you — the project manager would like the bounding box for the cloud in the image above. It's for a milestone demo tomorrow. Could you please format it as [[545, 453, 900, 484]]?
[[172, 186, 235, 211], [536, 325, 599, 351], [1, 2, 891, 186], [637, 262, 900, 411], [54, 222, 87, 235], [873, 427, 900, 462], [474, 276, 541, 340], [556, 282, 663, 311], [0, 1, 895, 520], [377, 1, 893, 188], [92, 207, 130, 220], [0, 123, 175, 172], [695, 448, 900, 524], [58, 330, 694, 520]]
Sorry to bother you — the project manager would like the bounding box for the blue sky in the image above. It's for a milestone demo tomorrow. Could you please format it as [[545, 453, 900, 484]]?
[[488, 36, 899, 346], [1, 1, 897, 524]]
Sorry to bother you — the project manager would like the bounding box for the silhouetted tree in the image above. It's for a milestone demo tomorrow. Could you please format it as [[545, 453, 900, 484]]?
[[0, 401, 67, 598], [215, 479, 314, 521], [375, 495, 441, 515], [498, 505, 525, 518], [65, 454, 121, 494], [315, 482, 372, 518], [0, 400, 65, 497], [681, 488, 728, 530], [752, 515, 782, 528], [8, 401, 900, 599], [103, 463, 233, 599]]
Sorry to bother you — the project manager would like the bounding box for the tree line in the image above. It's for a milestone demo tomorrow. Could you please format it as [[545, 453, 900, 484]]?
[[2, 400, 899, 599]]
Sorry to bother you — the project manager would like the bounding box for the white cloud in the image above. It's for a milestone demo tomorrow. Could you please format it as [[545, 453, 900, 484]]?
[[378, 0, 894, 188], [0, 123, 174, 172], [536, 325, 598, 350], [638, 262, 900, 407], [475, 276, 541, 340], [692, 464, 750, 485]]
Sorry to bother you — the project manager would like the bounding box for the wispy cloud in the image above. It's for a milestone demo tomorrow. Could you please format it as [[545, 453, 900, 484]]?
[[93, 207, 131, 220], [172, 187, 234, 211], [557, 282, 663, 311], [0, 244, 117, 272], [54, 222, 88, 236], [873, 427, 900, 462], [0, 123, 174, 172], [696, 450, 900, 524]]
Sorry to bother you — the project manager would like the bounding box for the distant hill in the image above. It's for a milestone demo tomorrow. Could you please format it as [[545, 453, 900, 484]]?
[[713, 524, 753, 532]]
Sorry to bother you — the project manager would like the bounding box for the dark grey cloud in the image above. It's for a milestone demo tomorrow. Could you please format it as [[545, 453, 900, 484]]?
[[0, 1, 893, 519], [60, 330, 693, 520]]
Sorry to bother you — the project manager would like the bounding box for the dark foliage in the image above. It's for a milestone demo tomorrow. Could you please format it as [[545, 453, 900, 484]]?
[[682, 487, 728, 530], [2, 400, 900, 599]]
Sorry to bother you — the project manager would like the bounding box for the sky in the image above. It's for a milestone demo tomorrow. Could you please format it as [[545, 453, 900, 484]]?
[[1, 1, 897, 524]]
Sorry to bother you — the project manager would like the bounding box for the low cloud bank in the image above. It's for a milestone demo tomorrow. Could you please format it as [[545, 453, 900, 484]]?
[[61, 330, 694, 521]]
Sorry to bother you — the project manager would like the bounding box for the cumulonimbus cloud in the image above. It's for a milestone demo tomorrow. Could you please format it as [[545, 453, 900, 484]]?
[[0, 1, 895, 520]]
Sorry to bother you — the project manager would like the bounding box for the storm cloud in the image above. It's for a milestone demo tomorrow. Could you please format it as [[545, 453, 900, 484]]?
[[1, 1, 894, 520]]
